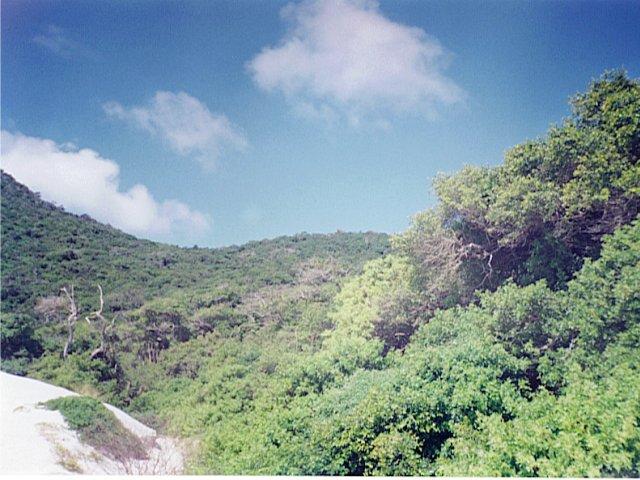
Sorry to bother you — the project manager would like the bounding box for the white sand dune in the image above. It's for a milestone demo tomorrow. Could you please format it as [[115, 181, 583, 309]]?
[[0, 372, 184, 475]]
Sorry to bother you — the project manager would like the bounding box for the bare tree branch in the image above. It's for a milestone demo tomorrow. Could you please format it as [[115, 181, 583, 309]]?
[[60, 285, 78, 359], [85, 285, 118, 359]]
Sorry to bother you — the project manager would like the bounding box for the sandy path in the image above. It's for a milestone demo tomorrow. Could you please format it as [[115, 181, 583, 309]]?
[[0, 372, 183, 475]]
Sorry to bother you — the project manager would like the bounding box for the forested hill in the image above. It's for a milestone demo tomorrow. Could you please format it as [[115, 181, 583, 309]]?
[[1, 171, 389, 314], [1, 171, 389, 371], [1, 70, 639, 476]]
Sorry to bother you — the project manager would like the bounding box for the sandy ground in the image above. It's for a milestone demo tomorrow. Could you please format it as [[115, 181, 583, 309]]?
[[0, 372, 184, 475]]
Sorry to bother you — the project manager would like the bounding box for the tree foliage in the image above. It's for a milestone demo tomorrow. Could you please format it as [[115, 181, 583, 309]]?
[[395, 70, 639, 305]]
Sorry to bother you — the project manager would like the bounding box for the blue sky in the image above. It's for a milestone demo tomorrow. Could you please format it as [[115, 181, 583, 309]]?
[[2, 0, 639, 247]]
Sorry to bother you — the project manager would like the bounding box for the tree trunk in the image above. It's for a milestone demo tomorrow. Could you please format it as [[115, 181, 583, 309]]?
[[63, 327, 74, 358]]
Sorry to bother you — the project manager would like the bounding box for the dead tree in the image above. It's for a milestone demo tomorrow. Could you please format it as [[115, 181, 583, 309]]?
[[35, 288, 77, 359], [85, 285, 117, 359], [60, 285, 78, 359]]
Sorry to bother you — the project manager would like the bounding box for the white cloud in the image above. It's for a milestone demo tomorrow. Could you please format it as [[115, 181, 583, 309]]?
[[33, 25, 94, 59], [1, 130, 211, 240], [248, 0, 463, 125], [103, 92, 247, 168]]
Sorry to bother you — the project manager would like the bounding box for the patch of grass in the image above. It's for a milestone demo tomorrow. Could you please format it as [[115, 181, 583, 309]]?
[[53, 442, 83, 473], [44, 396, 147, 462], [38, 422, 84, 473]]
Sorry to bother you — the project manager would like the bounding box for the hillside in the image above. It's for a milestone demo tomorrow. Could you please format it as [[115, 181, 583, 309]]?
[[1, 70, 639, 476], [1, 170, 389, 382], [1, 171, 389, 317]]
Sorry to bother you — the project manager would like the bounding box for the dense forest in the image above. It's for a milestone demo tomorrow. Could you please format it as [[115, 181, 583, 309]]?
[[1, 70, 639, 476]]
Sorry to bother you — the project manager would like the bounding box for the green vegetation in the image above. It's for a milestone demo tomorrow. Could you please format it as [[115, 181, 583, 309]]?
[[44, 396, 147, 462], [2, 70, 639, 475], [0, 171, 388, 400]]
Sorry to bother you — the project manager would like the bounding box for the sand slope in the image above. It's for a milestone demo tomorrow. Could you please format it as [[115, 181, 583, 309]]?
[[0, 372, 183, 475]]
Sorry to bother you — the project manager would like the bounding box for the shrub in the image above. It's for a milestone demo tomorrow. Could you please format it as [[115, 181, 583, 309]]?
[[44, 395, 147, 462]]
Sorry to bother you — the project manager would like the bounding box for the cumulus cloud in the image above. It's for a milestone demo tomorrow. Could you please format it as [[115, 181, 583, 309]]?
[[1, 130, 210, 240], [103, 92, 247, 168], [248, 0, 463, 125], [33, 25, 94, 59]]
